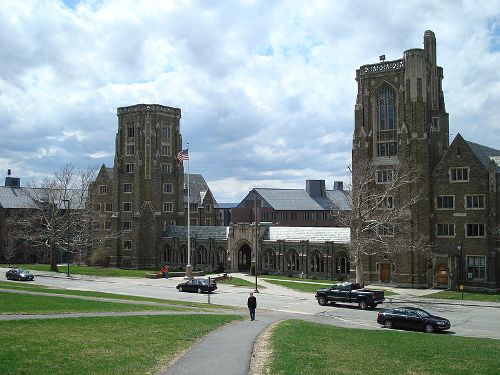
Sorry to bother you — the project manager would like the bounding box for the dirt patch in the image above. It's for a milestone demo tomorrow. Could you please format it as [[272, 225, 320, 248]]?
[[248, 320, 283, 375]]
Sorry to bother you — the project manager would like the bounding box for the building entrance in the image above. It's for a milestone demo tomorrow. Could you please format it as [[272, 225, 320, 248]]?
[[380, 263, 391, 283], [435, 265, 448, 286], [238, 244, 252, 271]]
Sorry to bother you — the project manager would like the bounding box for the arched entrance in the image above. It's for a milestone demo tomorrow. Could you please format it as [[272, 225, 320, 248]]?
[[380, 263, 391, 283], [238, 244, 252, 271]]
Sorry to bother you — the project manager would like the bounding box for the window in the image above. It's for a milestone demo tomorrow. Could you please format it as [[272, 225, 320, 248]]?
[[163, 183, 173, 193], [466, 223, 485, 237], [377, 224, 394, 237], [436, 223, 455, 237], [99, 185, 108, 195], [123, 183, 133, 193], [204, 219, 211, 226], [205, 204, 212, 213], [436, 196, 454, 209], [161, 163, 171, 173], [123, 240, 132, 250], [162, 126, 170, 139], [123, 202, 132, 212], [105, 203, 113, 212], [377, 86, 396, 130], [94, 203, 101, 212], [125, 163, 135, 173], [123, 221, 132, 231], [378, 196, 394, 210], [465, 195, 485, 209], [376, 86, 397, 157], [92, 221, 101, 230], [190, 203, 198, 211], [161, 145, 170, 156], [104, 220, 111, 230], [431, 117, 439, 131], [163, 202, 173, 212], [126, 144, 135, 156], [377, 142, 397, 157], [127, 125, 135, 138], [376, 170, 393, 184], [190, 218, 198, 226], [450, 167, 469, 182], [466, 256, 486, 280]]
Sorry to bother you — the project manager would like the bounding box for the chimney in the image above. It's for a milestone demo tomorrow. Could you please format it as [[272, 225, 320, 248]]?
[[5, 169, 21, 188], [306, 180, 326, 197], [333, 181, 343, 191]]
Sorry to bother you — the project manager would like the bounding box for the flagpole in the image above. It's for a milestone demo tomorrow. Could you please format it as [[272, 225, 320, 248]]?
[[186, 143, 192, 279]]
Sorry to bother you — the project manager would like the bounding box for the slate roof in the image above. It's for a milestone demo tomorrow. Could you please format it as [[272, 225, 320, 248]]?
[[0, 187, 37, 209], [265, 226, 350, 243], [218, 202, 239, 209], [465, 140, 500, 171], [162, 225, 350, 244], [249, 188, 351, 211], [184, 174, 218, 208], [163, 225, 229, 240], [0, 186, 84, 210]]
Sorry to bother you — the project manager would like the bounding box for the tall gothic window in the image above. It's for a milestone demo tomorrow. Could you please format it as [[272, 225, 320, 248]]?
[[376, 86, 397, 157]]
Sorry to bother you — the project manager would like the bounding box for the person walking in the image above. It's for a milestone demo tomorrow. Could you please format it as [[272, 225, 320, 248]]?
[[247, 292, 257, 321], [165, 264, 170, 279]]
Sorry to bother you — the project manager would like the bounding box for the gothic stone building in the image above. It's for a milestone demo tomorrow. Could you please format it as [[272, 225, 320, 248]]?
[[161, 224, 351, 279], [89, 104, 217, 269], [352, 30, 499, 289]]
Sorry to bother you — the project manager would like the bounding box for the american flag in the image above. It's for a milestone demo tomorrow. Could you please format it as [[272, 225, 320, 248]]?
[[177, 149, 189, 162]]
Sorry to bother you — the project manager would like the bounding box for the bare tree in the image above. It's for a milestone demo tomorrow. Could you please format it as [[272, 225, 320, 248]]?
[[336, 159, 429, 285], [18, 164, 98, 272]]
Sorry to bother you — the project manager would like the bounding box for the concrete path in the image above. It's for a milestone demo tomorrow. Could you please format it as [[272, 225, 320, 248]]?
[[161, 312, 282, 375]]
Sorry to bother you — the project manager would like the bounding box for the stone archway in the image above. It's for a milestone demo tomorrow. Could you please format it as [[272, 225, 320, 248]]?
[[238, 244, 252, 271]]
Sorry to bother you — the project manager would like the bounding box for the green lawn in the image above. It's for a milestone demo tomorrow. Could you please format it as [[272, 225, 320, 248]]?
[[425, 290, 500, 303], [218, 276, 263, 288], [1, 264, 159, 277], [270, 320, 500, 375], [0, 314, 241, 375], [0, 291, 193, 314]]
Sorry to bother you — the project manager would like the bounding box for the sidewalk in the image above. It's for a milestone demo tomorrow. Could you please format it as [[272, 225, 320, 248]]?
[[161, 312, 282, 375]]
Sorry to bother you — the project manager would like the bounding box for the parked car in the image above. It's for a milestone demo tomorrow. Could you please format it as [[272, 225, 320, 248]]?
[[315, 282, 385, 309], [6, 268, 35, 281], [377, 307, 451, 333], [176, 278, 217, 293]]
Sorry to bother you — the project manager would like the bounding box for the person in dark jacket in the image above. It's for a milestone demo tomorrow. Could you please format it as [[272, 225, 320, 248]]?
[[247, 292, 257, 321]]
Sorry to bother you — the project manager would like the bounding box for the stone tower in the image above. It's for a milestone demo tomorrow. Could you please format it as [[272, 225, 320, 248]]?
[[95, 104, 185, 269], [352, 30, 449, 286]]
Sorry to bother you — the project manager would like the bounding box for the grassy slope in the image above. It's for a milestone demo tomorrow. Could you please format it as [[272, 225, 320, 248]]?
[[270, 320, 500, 375], [425, 290, 500, 303], [0, 315, 241, 375]]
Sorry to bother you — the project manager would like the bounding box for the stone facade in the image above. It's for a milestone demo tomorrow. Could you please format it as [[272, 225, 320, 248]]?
[[352, 30, 499, 290], [161, 224, 351, 279], [89, 104, 185, 269]]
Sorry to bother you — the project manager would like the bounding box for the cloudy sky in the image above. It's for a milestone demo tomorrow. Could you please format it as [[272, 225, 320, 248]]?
[[1, 0, 499, 203]]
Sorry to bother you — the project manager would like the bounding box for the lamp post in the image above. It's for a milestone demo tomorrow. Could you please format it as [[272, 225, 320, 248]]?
[[254, 191, 259, 293], [63, 199, 70, 277], [457, 241, 463, 286]]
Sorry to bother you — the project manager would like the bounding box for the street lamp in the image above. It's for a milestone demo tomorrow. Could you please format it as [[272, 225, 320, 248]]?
[[254, 191, 259, 293], [62, 199, 70, 277]]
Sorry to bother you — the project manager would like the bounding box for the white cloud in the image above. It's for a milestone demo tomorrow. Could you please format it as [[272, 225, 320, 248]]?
[[0, 0, 499, 201]]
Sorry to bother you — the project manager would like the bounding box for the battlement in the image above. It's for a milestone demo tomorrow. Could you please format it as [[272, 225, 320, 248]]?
[[358, 58, 404, 76], [117, 104, 181, 116]]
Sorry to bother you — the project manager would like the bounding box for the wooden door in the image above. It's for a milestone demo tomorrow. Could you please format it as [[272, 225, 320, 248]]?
[[435, 265, 448, 286], [380, 263, 391, 283]]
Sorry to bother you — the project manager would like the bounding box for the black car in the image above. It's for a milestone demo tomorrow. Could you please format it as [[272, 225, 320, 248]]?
[[6, 268, 35, 281], [377, 307, 450, 333], [176, 278, 217, 293]]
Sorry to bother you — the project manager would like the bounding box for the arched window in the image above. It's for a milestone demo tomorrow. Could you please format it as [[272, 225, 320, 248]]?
[[310, 251, 324, 273], [336, 252, 350, 275], [376, 86, 397, 157], [263, 249, 276, 270], [286, 250, 299, 271]]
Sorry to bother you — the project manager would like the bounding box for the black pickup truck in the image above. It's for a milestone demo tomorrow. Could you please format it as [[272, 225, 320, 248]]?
[[315, 282, 385, 309]]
